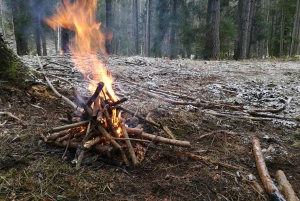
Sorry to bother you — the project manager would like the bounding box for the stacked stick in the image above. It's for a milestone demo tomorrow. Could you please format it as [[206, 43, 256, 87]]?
[[41, 81, 191, 168]]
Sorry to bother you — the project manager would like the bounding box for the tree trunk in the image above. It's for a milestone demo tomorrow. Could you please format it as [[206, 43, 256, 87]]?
[[204, 0, 220, 60], [246, 0, 255, 59], [242, 0, 250, 59], [11, 0, 29, 55], [105, 0, 113, 55], [33, 0, 41, 56], [0, 34, 35, 89], [145, 0, 151, 57], [170, 0, 178, 60], [133, 0, 139, 55], [280, 6, 285, 58], [0, 0, 5, 38], [41, 27, 47, 56], [290, 0, 299, 57], [61, 28, 70, 53], [233, 0, 244, 60]]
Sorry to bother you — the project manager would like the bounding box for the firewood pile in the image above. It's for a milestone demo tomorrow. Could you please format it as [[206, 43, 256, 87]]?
[[41, 80, 191, 168]]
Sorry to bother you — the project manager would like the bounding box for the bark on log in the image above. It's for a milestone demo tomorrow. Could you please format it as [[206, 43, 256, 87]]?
[[251, 137, 286, 201], [275, 170, 299, 201], [121, 123, 138, 165], [97, 124, 129, 165], [126, 127, 191, 148], [51, 140, 117, 158], [84, 136, 102, 149], [45, 130, 70, 141], [48, 120, 89, 133]]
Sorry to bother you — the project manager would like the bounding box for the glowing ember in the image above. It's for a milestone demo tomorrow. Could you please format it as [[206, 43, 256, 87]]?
[[45, 0, 117, 101]]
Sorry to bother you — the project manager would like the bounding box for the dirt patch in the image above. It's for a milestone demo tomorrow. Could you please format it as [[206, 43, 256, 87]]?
[[0, 56, 300, 200]]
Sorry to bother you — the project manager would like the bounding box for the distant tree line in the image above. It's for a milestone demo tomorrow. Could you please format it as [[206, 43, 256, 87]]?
[[1, 0, 300, 60]]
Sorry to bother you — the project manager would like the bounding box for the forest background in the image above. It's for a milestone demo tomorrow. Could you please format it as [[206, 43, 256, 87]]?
[[0, 0, 300, 61]]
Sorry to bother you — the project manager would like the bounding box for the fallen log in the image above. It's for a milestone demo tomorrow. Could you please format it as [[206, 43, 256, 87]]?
[[126, 127, 191, 148], [275, 170, 299, 201], [251, 137, 286, 201]]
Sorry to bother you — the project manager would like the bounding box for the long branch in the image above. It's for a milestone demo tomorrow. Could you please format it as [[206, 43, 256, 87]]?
[[36, 55, 79, 110], [126, 127, 191, 148]]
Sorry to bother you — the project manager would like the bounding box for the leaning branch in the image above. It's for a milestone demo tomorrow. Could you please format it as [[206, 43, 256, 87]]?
[[36, 55, 79, 110]]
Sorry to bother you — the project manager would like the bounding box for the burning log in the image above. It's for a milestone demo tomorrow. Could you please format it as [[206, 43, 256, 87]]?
[[86, 82, 104, 107], [97, 124, 129, 165]]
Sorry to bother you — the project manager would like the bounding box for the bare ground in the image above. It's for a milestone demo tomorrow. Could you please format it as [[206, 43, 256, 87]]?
[[0, 55, 300, 201]]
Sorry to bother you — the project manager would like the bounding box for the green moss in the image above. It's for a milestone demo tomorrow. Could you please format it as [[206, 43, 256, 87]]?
[[5, 58, 20, 78]]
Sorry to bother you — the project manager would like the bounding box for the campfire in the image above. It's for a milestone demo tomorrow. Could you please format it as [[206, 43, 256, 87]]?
[[41, 0, 190, 168]]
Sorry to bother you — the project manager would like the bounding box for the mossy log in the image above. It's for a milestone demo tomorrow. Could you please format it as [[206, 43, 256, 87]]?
[[0, 34, 36, 89]]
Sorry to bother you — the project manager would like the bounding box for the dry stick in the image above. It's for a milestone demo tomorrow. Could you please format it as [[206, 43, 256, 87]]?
[[51, 140, 115, 158], [73, 91, 93, 117], [0, 120, 7, 127], [126, 127, 191, 148], [62, 134, 71, 159], [119, 77, 197, 101], [182, 152, 240, 170], [103, 108, 119, 137], [118, 106, 160, 127], [92, 96, 100, 117], [251, 137, 286, 201], [97, 124, 129, 165], [86, 82, 104, 107], [204, 110, 273, 121], [36, 55, 79, 110], [199, 130, 236, 139], [47, 74, 75, 88], [57, 133, 70, 142], [137, 88, 243, 111], [113, 138, 150, 143], [162, 125, 176, 140], [84, 136, 101, 149], [275, 170, 299, 201], [76, 121, 92, 169], [118, 106, 176, 139], [247, 110, 295, 120], [49, 120, 89, 133], [121, 123, 138, 165], [252, 97, 293, 114], [0, 111, 26, 126]]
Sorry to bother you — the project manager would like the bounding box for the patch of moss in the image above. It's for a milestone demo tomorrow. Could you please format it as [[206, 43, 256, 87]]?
[[4, 58, 20, 79]]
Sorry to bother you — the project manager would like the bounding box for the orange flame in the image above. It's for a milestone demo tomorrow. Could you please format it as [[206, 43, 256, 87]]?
[[45, 0, 117, 101]]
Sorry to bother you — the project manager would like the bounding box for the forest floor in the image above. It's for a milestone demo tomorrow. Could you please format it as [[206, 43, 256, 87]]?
[[0, 55, 300, 201]]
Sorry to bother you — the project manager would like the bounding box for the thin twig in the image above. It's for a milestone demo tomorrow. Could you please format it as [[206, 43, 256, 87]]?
[[0, 120, 7, 127], [199, 130, 236, 139], [0, 111, 26, 126]]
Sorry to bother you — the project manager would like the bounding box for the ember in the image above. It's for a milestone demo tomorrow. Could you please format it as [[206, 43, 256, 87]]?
[[42, 0, 190, 168]]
